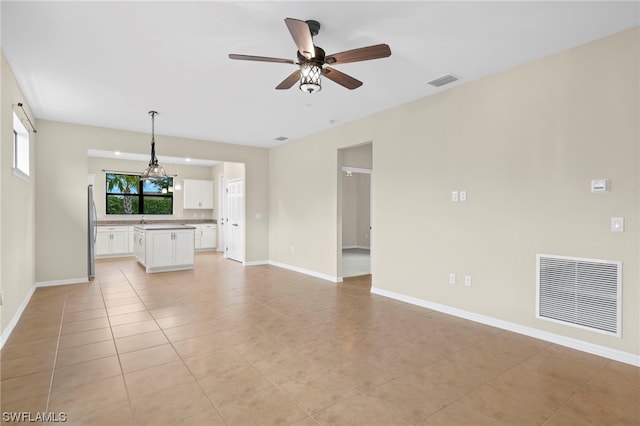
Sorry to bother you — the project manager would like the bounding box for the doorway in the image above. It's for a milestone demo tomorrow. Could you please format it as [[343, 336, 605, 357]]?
[[225, 178, 245, 263], [339, 143, 372, 279]]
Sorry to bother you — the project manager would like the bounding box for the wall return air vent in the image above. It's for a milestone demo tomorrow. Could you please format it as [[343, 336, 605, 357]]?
[[536, 254, 622, 336]]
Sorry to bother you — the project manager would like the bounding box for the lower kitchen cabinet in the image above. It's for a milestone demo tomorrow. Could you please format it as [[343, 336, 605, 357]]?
[[133, 228, 145, 264], [95, 226, 130, 256], [134, 225, 195, 273], [194, 224, 217, 250]]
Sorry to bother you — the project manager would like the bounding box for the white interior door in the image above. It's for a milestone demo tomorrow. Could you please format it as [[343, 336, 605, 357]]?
[[225, 178, 244, 262], [218, 174, 225, 252]]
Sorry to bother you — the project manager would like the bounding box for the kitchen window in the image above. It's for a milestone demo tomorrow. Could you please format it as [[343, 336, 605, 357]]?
[[106, 173, 173, 215], [13, 112, 30, 182]]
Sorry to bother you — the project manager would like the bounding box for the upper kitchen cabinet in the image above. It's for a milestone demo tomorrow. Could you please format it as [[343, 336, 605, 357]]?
[[183, 179, 214, 209]]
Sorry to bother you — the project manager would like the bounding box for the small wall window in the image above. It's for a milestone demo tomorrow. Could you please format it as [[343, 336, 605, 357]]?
[[13, 112, 30, 181], [106, 173, 173, 215]]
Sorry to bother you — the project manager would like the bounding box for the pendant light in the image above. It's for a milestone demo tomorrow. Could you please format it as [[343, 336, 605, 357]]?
[[141, 110, 167, 180]]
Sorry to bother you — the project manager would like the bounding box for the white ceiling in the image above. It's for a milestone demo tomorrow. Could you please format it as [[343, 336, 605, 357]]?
[[87, 149, 221, 167], [2, 1, 638, 149]]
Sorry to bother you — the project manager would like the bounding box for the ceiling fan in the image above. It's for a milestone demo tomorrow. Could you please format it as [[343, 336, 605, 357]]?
[[228, 18, 391, 93]]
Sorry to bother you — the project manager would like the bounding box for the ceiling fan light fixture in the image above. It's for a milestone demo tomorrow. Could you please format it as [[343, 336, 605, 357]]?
[[299, 62, 322, 94], [141, 110, 167, 180]]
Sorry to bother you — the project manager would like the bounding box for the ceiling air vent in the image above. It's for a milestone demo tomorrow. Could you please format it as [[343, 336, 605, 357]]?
[[274, 136, 289, 142], [427, 74, 459, 88], [536, 254, 622, 337]]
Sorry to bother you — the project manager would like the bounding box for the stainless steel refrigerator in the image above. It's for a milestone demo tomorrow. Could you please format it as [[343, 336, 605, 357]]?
[[88, 184, 97, 280]]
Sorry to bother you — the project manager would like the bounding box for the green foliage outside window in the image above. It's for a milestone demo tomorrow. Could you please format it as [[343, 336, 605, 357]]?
[[106, 173, 173, 215]]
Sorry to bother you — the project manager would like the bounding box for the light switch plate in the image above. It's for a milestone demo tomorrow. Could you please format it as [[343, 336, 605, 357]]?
[[459, 191, 467, 202], [452, 191, 459, 202]]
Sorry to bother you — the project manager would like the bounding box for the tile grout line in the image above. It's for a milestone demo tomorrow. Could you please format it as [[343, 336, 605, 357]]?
[[101, 270, 138, 425], [412, 336, 550, 424], [44, 293, 68, 413], [539, 358, 614, 425], [118, 265, 232, 426]]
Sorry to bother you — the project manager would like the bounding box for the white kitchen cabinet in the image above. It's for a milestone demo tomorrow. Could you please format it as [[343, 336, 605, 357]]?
[[95, 226, 130, 256], [183, 179, 214, 209], [133, 228, 145, 264], [128, 226, 135, 254], [173, 230, 195, 265], [194, 224, 217, 250], [135, 225, 195, 273], [148, 231, 174, 268]]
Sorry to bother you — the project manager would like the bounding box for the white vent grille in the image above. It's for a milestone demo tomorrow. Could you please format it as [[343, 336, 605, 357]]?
[[536, 254, 622, 337], [427, 74, 459, 87]]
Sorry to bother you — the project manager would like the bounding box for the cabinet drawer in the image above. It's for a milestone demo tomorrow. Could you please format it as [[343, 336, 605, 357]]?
[[97, 226, 129, 233]]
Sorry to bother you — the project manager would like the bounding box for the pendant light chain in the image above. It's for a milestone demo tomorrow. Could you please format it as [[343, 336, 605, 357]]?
[[150, 110, 157, 164]]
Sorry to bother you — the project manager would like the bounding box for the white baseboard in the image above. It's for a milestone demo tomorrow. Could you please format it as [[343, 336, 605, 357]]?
[[1, 277, 89, 349], [342, 245, 370, 250], [371, 286, 640, 367], [0, 286, 36, 349], [35, 277, 89, 287], [244, 260, 269, 266], [268, 261, 340, 283]]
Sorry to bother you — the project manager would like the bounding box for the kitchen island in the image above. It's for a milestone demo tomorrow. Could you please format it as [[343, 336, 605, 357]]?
[[134, 224, 196, 273]]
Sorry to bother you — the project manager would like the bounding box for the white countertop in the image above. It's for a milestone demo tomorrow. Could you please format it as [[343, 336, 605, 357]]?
[[134, 224, 196, 231]]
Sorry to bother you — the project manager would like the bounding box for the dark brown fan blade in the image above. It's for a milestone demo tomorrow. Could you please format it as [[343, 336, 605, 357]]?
[[323, 67, 363, 90], [276, 69, 301, 90], [325, 44, 391, 65], [229, 54, 295, 64], [285, 18, 315, 59]]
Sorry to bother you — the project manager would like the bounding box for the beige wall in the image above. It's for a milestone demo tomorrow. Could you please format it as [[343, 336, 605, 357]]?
[[341, 143, 372, 248], [269, 28, 639, 356], [356, 174, 371, 248], [35, 121, 269, 283], [342, 175, 358, 247], [342, 173, 371, 248], [88, 157, 216, 221], [1, 54, 37, 337], [342, 143, 372, 169], [338, 143, 373, 248]]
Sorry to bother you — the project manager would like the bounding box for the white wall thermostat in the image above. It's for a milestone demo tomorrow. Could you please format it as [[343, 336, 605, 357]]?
[[591, 179, 609, 193]]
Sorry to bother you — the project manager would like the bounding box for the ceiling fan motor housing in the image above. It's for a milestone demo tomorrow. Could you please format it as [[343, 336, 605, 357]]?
[[297, 45, 325, 65], [306, 20, 321, 37]]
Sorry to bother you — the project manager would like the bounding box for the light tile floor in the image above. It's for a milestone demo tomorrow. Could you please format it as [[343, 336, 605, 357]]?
[[342, 248, 371, 278], [1, 252, 638, 425]]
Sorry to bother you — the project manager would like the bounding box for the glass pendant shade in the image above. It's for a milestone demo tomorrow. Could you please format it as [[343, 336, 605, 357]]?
[[300, 63, 322, 94], [141, 161, 166, 180], [141, 111, 167, 180]]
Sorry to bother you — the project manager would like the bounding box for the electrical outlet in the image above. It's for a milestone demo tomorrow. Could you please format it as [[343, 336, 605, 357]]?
[[451, 191, 459, 202], [459, 191, 467, 202], [449, 273, 456, 285], [465, 276, 472, 287]]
